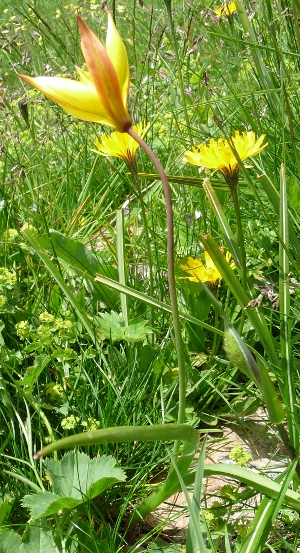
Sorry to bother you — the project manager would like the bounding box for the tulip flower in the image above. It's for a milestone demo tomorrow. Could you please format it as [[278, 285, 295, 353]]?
[[18, 10, 132, 132]]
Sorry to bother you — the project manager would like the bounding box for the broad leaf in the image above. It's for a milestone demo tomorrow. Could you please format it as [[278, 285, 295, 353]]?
[[0, 523, 59, 553], [24, 230, 120, 311], [96, 311, 149, 342], [0, 530, 21, 553], [23, 452, 126, 519], [20, 522, 58, 553], [18, 355, 51, 391]]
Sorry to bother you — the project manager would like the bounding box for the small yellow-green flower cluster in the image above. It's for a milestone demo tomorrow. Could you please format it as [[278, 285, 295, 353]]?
[[45, 382, 64, 401], [0, 268, 17, 287], [61, 415, 80, 430], [54, 318, 73, 332], [2, 229, 19, 242], [20, 223, 37, 234], [15, 320, 30, 340], [229, 445, 252, 467], [219, 484, 238, 500], [61, 415, 100, 430], [81, 417, 101, 431], [39, 311, 55, 324], [37, 312, 74, 340], [0, 296, 7, 310]]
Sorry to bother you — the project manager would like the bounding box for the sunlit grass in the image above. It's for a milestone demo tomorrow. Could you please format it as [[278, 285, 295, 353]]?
[[1, 0, 300, 551]]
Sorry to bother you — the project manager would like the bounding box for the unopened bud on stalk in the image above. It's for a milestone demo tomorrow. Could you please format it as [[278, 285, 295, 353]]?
[[223, 325, 261, 388]]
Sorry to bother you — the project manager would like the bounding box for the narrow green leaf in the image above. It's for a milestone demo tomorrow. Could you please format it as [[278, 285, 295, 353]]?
[[94, 274, 223, 336], [257, 172, 300, 266], [116, 209, 128, 325], [202, 178, 242, 271], [203, 464, 300, 511], [23, 230, 96, 344], [35, 424, 199, 458], [200, 234, 279, 367], [240, 459, 298, 553], [279, 164, 299, 449], [185, 437, 209, 552], [225, 325, 285, 424]]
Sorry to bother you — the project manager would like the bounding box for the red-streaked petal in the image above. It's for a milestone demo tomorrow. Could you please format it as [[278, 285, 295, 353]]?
[[77, 16, 131, 131], [105, 9, 130, 107]]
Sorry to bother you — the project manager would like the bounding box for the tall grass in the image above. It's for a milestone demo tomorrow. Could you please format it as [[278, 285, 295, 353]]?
[[1, 0, 300, 551]]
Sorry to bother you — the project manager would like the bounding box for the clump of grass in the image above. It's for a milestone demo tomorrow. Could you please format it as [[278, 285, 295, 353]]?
[[1, 1, 300, 551]]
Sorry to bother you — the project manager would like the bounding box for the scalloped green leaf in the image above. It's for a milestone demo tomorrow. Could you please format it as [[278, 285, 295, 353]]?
[[23, 452, 126, 519]]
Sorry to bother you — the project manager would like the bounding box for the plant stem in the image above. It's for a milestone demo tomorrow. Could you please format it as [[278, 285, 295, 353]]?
[[230, 185, 247, 288], [277, 423, 300, 480], [128, 127, 186, 439], [129, 164, 155, 334]]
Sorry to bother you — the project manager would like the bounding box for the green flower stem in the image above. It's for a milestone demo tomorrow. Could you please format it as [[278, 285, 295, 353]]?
[[128, 127, 187, 440], [129, 163, 155, 333], [229, 183, 247, 338]]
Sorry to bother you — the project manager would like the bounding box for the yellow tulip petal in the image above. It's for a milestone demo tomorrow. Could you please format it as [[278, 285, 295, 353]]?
[[77, 15, 131, 132], [105, 9, 130, 108], [19, 74, 116, 126], [19, 10, 132, 132]]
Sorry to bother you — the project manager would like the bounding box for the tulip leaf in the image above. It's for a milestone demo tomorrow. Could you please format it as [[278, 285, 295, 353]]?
[[27, 230, 120, 311], [22, 230, 96, 343], [22, 452, 126, 519]]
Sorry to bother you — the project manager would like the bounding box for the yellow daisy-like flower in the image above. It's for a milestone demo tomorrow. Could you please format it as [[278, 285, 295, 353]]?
[[185, 131, 267, 188], [179, 251, 234, 286], [94, 121, 150, 167], [214, 1, 237, 17]]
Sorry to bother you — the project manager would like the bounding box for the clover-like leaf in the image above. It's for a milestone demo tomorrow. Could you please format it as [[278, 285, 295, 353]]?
[[96, 311, 149, 342]]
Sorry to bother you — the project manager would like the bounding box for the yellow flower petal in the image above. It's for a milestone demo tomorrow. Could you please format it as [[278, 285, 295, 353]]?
[[179, 255, 220, 285], [105, 10, 130, 108], [19, 10, 132, 132], [214, 1, 237, 17], [93, 122, 150, 164], [19, 74, 115, 126], [179, 250, 235, 286], [184, 131, 267, 186]]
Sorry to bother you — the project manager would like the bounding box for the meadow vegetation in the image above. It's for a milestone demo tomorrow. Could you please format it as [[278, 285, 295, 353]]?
[[1, 0, 300, 551]]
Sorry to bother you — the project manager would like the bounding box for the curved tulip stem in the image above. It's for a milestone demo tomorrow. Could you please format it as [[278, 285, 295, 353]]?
[[128, 127, 186, 443]]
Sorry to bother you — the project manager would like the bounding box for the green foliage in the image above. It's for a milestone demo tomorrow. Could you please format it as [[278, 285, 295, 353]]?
[[2, 0, 300, 550], [23, 452, 126, 518], [96, 311, 150, 342]]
